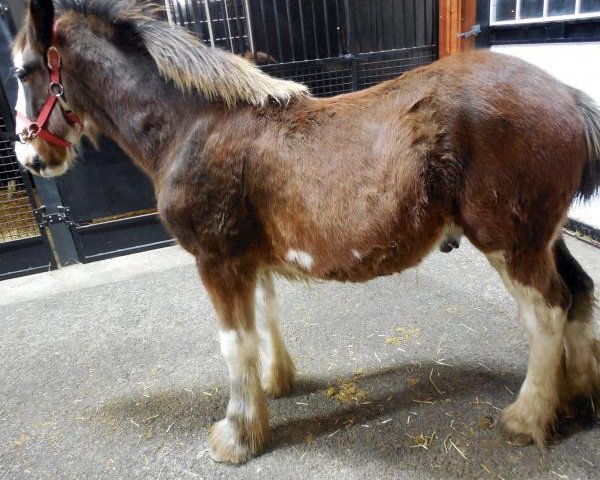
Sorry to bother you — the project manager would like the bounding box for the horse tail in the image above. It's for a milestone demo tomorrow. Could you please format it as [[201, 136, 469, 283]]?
[[572, 89, 600, 200]]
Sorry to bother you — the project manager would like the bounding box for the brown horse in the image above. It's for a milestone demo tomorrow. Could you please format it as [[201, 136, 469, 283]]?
[[14, 0, 600, 464]]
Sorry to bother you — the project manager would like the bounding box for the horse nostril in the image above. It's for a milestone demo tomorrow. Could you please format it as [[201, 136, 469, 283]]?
[[30, 156, 42, 173]]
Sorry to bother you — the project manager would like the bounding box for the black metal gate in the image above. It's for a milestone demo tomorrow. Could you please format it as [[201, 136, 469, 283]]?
[[0, 89, 57, 280], [168, 0, 438, 97], [54, 139, 174, 263], [0, 0, 439, 280]]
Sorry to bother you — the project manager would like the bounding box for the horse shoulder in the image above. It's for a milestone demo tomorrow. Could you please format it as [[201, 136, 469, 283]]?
[[157, 126, 266, 258]]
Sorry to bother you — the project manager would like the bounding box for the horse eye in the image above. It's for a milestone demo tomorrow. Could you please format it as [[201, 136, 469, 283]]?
[[15, 68, 28, 82]]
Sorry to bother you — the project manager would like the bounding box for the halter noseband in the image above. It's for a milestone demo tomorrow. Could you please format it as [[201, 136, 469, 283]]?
[[17, 40, 83, 148]]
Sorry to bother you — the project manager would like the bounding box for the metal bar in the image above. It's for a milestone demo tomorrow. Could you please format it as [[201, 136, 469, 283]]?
[[33, 178, 79, 267], [575, 0, 582, 14], [191, 0, 211, 42], [378, 0, 384, 51], [298, 0, 308, 59], [515, 0, 521, 20], [219, 0, 233, 51], [391, 0, 396, 48], [322, 0, 332, 57], [164, 0, 175, 24], [183, 0, 200, 37], [242, 0, 255, 52], [543, 0, 549, 17], [203, 0, 216, 47], [342, 0, 355, 54], [258, 0, 271, 58], [271, 0, 284, 61], [189, 0, 207, 40], [350, 56, 358, 90], [310, 0, 320, 58], [285, 0, 296, 61], [334, 0, 343, 55], [175, 1, 186, 26], [412, 0, 417, 47], [231, 0, 246, 53], [80, 239, 176, 263], [75, 212, 164, 230]]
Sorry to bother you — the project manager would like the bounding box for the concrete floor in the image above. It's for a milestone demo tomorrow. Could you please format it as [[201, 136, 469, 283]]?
[[0, 237, 599, 479]]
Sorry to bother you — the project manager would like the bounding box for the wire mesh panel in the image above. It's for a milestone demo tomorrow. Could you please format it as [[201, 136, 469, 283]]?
[[165, 0, 251, 53], [262, 58, 353, 96], [356, 46, 438, 89], [166, 0, 438, 98], [0, 132, 39, 244], [247, 0, 346, 62]]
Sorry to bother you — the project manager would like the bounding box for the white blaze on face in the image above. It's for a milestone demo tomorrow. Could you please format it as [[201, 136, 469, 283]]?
[[13, 51, 37, 167]]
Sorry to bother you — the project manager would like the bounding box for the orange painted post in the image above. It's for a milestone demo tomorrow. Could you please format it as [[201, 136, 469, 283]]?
[[439, 0, 478, 57]]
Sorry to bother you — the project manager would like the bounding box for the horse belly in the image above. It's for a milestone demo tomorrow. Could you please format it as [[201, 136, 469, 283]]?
[[273, 217, 447, 283]]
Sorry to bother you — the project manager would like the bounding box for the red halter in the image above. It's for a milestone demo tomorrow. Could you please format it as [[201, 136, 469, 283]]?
[[17, 42, 83, 148]]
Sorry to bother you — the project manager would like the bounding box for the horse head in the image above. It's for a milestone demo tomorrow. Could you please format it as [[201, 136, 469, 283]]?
[[13, 0, 83, 177]]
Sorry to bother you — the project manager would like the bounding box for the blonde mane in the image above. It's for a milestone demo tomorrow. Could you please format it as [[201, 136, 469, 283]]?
[[57, 0, 310, 107], [137, 21, 309, 107]]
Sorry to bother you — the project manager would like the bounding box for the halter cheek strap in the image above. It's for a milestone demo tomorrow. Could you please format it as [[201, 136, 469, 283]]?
[[17, 41, 83, 148]]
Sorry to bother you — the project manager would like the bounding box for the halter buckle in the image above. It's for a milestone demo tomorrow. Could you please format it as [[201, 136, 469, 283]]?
[[17, 130, 31, 144], [47, 46, 61, 70]]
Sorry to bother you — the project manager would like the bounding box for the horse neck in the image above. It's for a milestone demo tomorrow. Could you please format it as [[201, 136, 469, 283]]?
[[59, 30, 217, 182]]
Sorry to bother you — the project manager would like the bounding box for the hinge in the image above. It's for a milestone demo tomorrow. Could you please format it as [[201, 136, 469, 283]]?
[[34, 205, 76, 229], [458, 24, 481, 39]]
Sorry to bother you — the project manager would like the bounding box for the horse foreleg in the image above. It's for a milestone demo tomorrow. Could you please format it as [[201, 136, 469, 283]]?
[[487, 251, 568, 445], [256, 271, 295, 397], [198, 261, 269, 464]]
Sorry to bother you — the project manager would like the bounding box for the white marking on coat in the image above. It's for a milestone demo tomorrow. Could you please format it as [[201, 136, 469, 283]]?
[[286, 249, 313, 270], [352, 250, 362, 260], [13, 52, 37, 167], [486, 251, 565, 423]]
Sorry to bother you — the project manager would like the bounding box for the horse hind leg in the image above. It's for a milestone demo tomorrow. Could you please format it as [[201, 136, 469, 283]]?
[[486, 249, 570, 445], [255, 271, 295, 397], [554, 238, 600, 404]]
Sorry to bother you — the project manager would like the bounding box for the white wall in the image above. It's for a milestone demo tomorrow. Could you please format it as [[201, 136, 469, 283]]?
[[491, 42, 600, 229]]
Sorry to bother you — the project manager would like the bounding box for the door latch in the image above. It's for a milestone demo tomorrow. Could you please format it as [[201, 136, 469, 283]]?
[[458, 24, 481, 39]]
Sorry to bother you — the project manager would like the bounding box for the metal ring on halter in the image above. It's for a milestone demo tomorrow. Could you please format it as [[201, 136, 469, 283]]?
[[27, 123, 40, 139], [49, 81, 64, 97]]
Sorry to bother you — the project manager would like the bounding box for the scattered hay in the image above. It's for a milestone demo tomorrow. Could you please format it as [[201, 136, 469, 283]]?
[[478, 415, 495, 430], [429, 368, 444, 395], [326, 381, 368, 405], [445, 305, 464, 315], [385, 326, 420, 346], [405, 431, 436, 449], [443, 434, 468, 460], [12, 434, 29, 447], [406, 377, 419, 388], [0, 187, 38, 242]]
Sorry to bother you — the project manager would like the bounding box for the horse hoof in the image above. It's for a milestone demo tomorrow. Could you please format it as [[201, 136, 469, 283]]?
[[500, 400, 551, 446], [262, 354, 296, 398], [208, 418, 268, 464]]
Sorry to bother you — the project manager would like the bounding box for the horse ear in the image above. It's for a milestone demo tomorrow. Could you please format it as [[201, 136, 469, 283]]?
[[28, 0, 55, 51]]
